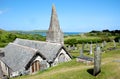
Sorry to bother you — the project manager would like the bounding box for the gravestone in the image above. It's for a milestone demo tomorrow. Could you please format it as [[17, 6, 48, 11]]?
[[103, 41, 107, 46], [72, 45, 75, 50], [67, 45, 71, 51], [80, 48, 83, 56], [82, 43, 84, 52], [101, 42, 104, 48], [85, 42, 89, 48], [90, 42, 92, 55], [113, 40, 116, 48], [93, 46, 101, 76]]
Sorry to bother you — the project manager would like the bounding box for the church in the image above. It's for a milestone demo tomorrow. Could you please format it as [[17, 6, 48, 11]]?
[[0, 5, 72, 78]]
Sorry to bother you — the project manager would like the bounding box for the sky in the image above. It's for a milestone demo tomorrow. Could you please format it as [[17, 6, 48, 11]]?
[[0, 0, 120, 32]]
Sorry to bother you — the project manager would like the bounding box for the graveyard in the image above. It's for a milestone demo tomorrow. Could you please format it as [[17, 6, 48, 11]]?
[[11, 33, 120, 79]]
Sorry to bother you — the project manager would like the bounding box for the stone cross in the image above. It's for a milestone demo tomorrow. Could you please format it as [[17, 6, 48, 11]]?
[[113, 40, 116, 48], [93, 46, 101, 76], [90, 42, 92, 55]]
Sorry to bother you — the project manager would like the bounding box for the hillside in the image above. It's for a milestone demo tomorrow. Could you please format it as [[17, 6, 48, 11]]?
[[0, 30, 45, 47], [12, 42, 120, 79]]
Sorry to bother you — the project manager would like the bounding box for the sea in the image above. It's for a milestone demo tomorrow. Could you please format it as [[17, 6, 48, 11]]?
[[18, 31, 83, 36]]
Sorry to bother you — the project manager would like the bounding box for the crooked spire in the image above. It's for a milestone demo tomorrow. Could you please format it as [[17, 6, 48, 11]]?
[[46, 4, 64, 45]]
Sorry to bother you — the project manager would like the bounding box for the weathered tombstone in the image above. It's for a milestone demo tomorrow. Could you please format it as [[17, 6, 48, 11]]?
[[96, 43, 99, 48], [72, 45, 75, 50], [113, 40, 116, 48], [90, 42, 92, 55], [103, 40, 107, 46], [85, 42, 89, 48], [93, 46, 101, 76], [101, 42, 104, 48], [67, 45, 71, 51], [75, 46, 77, 50], [80, 48, 83, 56], [82, 43, 84, 52]]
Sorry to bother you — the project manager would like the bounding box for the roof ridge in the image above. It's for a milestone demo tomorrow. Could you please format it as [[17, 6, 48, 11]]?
[[9, 43, 38, 52], [15, 38, 62, 45]]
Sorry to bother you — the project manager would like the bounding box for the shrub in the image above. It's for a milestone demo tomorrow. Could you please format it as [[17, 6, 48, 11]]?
[[114, 36, 120, 42], [64, 38, 77, 46]]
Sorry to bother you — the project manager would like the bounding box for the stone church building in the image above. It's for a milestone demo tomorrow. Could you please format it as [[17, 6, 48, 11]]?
[[0, 5, 72, 78]]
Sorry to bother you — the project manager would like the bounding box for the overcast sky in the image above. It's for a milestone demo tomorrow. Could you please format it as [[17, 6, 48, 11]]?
[[0, 0, 120, 32]]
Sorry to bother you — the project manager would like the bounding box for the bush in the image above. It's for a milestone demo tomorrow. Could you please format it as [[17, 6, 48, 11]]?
[[101, 36, 110, 42], [114, 36, 120, 42], [64, 38, 77, 46]]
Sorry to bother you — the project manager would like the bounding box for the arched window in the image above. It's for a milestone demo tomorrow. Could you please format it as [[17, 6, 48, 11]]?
[[58, 53, 66, 63], [31, 60, 40, 73]]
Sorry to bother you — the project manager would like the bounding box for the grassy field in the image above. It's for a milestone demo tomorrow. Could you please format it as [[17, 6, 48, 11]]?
[[12, 42, 120, 79]]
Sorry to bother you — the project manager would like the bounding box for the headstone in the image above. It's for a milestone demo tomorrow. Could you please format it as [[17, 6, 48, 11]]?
[[101, 42, 104, 48], [80, 48, 83, 56], [75, 46, 77, 50], [113, 40, 116, 48], [103, 41, 107, 46], [90, 42, 92, 55], [71, 45, 75, 50], [86, 42, 89, 48], [93, 46, 101, 76], [67, 45, 71, 51], [82, 43, 84, 52]]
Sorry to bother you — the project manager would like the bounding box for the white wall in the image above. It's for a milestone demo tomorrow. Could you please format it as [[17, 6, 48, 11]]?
[[0, 60, 9, 76], [52, 49, 71, 66]]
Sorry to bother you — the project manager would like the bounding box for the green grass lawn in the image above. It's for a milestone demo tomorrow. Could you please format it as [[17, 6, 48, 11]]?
[[12, 42, 120, 79]]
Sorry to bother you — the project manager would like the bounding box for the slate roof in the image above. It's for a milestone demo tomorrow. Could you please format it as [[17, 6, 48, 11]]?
[[1, 43, 43, 72], [0, 49, 3, 77], [13, 38, 71, 62], [0, 48, 4, 57]]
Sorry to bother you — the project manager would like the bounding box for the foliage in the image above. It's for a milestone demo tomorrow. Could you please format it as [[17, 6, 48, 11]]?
[[0, 30, 45, 47], [64, 38, 77, 46], [114, 36, 120, 42], [64, 36, 103, 45]]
